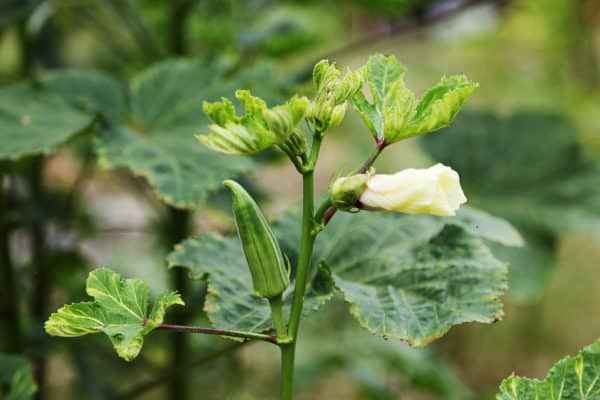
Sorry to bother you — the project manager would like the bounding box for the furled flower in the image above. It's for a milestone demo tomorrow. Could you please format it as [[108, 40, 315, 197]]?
[[329, 164, 466, 216], [359, 164, 466, 216]]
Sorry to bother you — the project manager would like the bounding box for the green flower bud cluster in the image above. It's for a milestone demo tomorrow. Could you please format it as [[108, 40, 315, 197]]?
[[197, 90, 309, 155], [307, 60, 363, 133], [224, 180, 289, 299]]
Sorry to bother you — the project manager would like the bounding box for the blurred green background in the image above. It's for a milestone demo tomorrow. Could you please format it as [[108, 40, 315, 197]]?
[[1, 0, 599, 399]]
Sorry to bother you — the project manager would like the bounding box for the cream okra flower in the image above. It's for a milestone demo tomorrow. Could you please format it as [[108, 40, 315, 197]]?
[[330, 164, 467, 216]]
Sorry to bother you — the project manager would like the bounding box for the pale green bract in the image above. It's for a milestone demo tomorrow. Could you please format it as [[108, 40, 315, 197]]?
[[197, 90, 309, 155], [351, 54, 478, 144], [45, 268, 184, 361], [497, 338, 600, 399]]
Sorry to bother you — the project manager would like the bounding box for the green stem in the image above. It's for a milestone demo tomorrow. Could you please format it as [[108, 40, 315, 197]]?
[[314, 198, 332, 226], [169, 0, 195, 55], [269, 295, 288, 341], [288, 172, 315, 337], [155, 323, 277, 344], [17, 20, 33, 78], [280, 154, 318, 399], [165, 207, 192, 400], [280, 343, 296, 400]]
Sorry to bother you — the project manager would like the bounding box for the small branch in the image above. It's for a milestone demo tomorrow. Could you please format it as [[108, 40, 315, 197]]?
[[155, 323, 278, 344], [269, 295, 289, 342], [279, 145, 306, 174], [314, 198, 333, 226]]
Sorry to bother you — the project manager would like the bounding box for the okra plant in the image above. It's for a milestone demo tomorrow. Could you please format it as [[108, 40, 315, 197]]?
[[44, 54, 525, 399]]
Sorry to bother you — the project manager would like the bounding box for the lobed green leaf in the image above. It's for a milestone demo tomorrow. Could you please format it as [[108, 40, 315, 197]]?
[[497, 338, 600, 399], [95, 59, 260, 208], [397, 75, 478, 141], [45, 268, 183, 361], [0, 83, 93, 160], [421, 110, 600, 300], [41, 69, 127, 123], [351, 54, 477, 144], [168, 204, 516, 345], [314, 212, 508, 346]]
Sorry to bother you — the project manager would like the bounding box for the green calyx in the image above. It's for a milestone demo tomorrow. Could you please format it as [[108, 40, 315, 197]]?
[[198, 90, 309, 155], [329, 170, 372, 211], [223, 179, 290, 299]]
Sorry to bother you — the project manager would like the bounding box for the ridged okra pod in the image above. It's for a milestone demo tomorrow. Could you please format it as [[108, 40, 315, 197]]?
[[223, 180, 289, 299]]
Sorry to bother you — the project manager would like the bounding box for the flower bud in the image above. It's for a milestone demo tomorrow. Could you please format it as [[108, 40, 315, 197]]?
[[328, 103, 347, 129], [307, 99, 333, 132], [359, 164, 467, 216], [279, 128, 307, 156], [313, 60, 340, 94], [224, 180, 289, 298], [329, 172, 370, 211], [333, 69, 363, 104], [308, 60, 363, 133], [264, 107, 294, 139], [198, 92, 308, 155]]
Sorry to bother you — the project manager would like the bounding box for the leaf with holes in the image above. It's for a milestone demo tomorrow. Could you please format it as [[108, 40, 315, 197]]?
[[497, 338, 600, 399], [0, 83, 93, 160], [45, 268, 183, 361]]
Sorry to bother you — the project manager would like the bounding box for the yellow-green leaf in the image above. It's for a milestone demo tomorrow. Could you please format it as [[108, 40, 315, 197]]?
[[351, 54, 477, 144], [497, 338, 600, 399], [45, 268, 183, 361]]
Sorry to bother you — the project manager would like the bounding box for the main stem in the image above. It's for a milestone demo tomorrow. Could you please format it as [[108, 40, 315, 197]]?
[[28, 157, 48, 400], [0, 173, 22, 353], [166, 207, 191, 400], [280, 168, 316, 399]]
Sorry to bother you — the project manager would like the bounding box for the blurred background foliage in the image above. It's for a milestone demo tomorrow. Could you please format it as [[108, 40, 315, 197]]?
[[0, 0, 599, 399]]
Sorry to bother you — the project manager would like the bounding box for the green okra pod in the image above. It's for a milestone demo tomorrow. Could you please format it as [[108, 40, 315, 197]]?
[[224, 180, 289, 299]]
